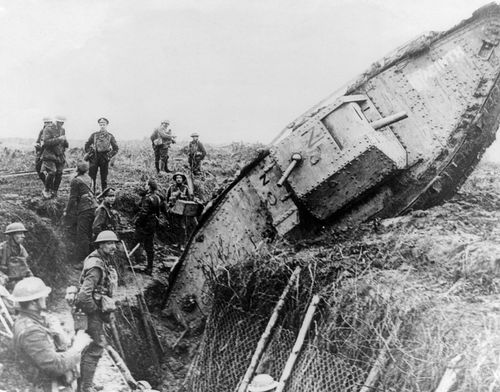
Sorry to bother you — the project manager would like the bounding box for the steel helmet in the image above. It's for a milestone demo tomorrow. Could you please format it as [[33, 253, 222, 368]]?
[[55, 115, 66, 122], [190, 132, 199, 137], [95, 230, 118, 243], [77, 161, 89, 173], [42, 117, 52, 123], [12, 277, 52, 303], [4, 222, 28, 234], [161, 119, 170, 124], [173, 172, 186, 182], [248, 374, 278, 392]]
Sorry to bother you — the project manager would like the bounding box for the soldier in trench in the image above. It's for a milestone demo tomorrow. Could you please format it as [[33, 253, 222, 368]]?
[[75, 230, 119, 392], [134, 178, 165, 275], [64, 162, 98, 265], [0, 222, 33, 291], [166, 172, 193, 249], [12, 276, 92, 392]]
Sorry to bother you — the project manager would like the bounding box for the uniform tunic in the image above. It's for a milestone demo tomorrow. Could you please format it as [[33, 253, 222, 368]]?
[[84, 130, 119, 192], [150, 127, 175, 173], [0, 238, 32, 289], [13, 309, 79, 392], [188, 139, 206, 175]]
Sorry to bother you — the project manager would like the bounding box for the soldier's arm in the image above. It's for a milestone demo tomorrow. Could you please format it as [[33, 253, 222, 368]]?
[[75, 267, 102, 314], [84, 133, 94, 152], [19, 327, 81, 377], [42, 127, 64, 147], [110, 134, 119, 157], [35, 130, 44, 144], [150, 130, 157, 144], [92, 208, 106, 236], [0, 243, 7, 274], [199, 142, 207, 158]]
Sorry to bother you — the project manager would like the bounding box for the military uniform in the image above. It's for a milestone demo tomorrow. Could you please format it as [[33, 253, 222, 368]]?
[[135, 189, 164, 272], [166, 179, 192, 247], [13, 309, 79, 392], [65, 173, 98, 263], [84, 130, 119, 192], [35, 128, 46, 184], [0, 238, 32, 290], [41, 123, 68, 196], [75, 249, 117, 392], [188, 138, 206, 175], [150, 126, 175, 173], [92, 202, 120, 238]]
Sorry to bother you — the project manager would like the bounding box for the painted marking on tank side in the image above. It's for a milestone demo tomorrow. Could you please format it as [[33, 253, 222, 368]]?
[[307, 126, 325, 149], [406, 47, 467, 91], [259, 172, 270, 186]]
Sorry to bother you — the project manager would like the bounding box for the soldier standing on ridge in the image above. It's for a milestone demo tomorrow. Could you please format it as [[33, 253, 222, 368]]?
[[64, 162, 98, 264], [12, 277, 92, 392], [84, 117, 119, 193], [41, 115, 68, 199], [34, 117, 52, 185], [150, 120, 176, 174], [187, 132, 206, 176], [0, 222, 33, 291], [134, 179, 165, 275], [75, 231, 118, 392]]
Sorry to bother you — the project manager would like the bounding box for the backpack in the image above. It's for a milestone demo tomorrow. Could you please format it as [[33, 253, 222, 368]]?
[[95, 132, 112, 152]]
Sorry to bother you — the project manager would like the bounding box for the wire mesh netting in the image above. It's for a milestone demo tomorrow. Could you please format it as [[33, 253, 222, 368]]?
[[181, 271, 388, 392]]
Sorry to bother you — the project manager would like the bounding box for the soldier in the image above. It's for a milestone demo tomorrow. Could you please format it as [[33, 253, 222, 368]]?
[[75, 231, 119, 392], [150, 120, 176, 174], [64, 162, 98, 264], [84, 117, 119, 193], [187, 132, 206, 176], [166, 172, 193, 249], [12, 276, 92, 392], [34, 117, 52, 185], [134, 179, 164, 275], [41, 115, 68, 199], [0, 222, 33, 291], [92, 187, 120, 238]]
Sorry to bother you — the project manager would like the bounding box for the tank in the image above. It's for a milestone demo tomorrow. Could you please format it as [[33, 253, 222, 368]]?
[[165, 3, 500, 331]]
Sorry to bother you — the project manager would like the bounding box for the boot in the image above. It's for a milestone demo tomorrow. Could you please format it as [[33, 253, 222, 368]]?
[[145, 256, 153, 275], [79, 357, 99, 392]]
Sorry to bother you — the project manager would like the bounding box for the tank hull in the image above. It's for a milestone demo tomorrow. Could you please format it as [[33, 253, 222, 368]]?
[[165, 4, 500, 324]]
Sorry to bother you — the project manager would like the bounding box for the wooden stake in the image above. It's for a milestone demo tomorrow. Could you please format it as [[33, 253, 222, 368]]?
[[236, 266, 301, 392], [434, 354, 464, 392], [106, 345, 138, 388], [109, 314, 125, 359], [275, 294, 320, 392], [359, 319, 401, 392]]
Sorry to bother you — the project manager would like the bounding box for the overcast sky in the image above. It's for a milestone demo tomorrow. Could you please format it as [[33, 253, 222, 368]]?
[[0, 0, 497, 151]]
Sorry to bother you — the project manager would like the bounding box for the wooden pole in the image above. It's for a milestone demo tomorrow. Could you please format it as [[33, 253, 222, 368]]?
[[109, 314, 126, 359], [434, 354, 464, 392], [236, 266, 301, 392], [275, 294, 320, 392], [0, 167, 74, 179], [106, 345, 139, 388], [359, 319, 401, 392]]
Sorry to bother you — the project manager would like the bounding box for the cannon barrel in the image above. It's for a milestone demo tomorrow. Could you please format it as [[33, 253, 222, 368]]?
[[277, 153, 302, 187], [369, 111, 408, 130]]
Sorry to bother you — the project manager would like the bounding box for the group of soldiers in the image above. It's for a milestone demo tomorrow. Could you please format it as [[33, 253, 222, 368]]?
[[0, 116, 208, 390], [35, 117, 206, 198], [0, 221, 118, 391]]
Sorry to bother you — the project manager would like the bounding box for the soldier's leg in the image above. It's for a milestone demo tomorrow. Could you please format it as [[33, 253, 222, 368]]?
[[154, 148, 160, 173], [80, 314, 105, 392], [76, 209, 95, 263], [100, 158, 109, 191], [89, 161, 98, 193], [42, 160, 56, 196], [52, 162, 64, 195], [144, 233, 155, 274], [35, 157, 46, 184]]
